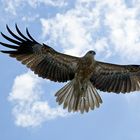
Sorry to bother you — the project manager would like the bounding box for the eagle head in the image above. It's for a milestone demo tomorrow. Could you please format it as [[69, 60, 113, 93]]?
[[84, 50, 96, 59], [87, 50, 96, 55]]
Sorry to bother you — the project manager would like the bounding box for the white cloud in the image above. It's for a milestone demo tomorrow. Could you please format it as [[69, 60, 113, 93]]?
[[40, 0, 140, 62], [40, 0, 112, 58], [103, 0, 140, 62], [8, 71, 68, 128], [21, 14, 40, 22], [2, 0, 67, 15], [27, 0, 67, 8]]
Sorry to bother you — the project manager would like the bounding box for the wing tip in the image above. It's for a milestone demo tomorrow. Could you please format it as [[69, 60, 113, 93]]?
[[6, 24, 9, 29], [1, 32, 4, 36], [0, 50, 9, 54]]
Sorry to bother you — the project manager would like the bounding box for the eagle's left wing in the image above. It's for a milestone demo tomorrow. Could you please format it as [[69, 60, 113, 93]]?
[[0, 25, 79, 82], [91, 61, 140, 93]]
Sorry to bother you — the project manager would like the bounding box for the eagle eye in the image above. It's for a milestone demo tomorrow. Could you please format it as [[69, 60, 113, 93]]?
[[89, 51, 96, 55]]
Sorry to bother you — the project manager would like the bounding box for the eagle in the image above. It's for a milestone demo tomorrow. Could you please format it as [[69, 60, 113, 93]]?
[[1, 25, 140, 113]]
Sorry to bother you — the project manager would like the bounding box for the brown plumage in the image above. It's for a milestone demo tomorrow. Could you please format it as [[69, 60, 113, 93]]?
[[1, 25, 140, 113]]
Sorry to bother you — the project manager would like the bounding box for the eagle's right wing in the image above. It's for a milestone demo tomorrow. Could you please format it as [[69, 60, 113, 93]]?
[[0, 25, 79, 82], [91, 61, 140, 93]]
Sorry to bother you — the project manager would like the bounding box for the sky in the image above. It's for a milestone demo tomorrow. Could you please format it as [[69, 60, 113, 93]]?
[[1, 0, 140, 140]]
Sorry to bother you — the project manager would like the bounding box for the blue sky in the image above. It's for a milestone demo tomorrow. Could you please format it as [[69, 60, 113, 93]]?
[[1, 0, 140, 140]]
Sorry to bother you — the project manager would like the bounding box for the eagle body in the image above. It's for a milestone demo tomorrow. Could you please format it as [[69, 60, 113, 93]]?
[[1, 25, 140, 113], [76, 52, 95, 81], [57, 52, 102, 112]]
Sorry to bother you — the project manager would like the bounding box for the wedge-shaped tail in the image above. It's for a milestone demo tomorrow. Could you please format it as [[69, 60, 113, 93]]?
[[55, 80, 102, 113]]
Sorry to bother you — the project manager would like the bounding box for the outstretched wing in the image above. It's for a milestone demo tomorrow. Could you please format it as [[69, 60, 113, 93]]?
[[91, 61, 140, 93], [0, 25, 79, 82]]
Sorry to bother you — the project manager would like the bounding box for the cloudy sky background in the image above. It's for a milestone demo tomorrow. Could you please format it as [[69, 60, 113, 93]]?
[[1, 0, 140, 139]]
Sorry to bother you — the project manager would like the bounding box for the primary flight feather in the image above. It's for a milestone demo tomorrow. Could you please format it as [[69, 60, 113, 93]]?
[[1, 25, 140, 113]]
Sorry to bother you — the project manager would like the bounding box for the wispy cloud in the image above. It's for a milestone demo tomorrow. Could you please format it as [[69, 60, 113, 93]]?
[[2, 0, 67, 15], [40, 0, 140, 62], [40, 1, 106, 57], [8, 71, 68, 128], [103, 0, 140, 62]]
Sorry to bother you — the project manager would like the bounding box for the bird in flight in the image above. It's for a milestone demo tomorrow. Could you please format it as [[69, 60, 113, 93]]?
[[1, 25, 140, 113]]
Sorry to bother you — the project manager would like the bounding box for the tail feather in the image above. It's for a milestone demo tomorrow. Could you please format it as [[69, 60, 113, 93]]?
[[63, 86, 73, 109], [79, 98, 84, 113], [56, 82, 71, 104], [87, 87, 95, 110], [55, 80, 102, 113], [84, 96, 89, 112], [89, 85, 99, 107], [68, 92, 75, 112], [91, 85, 103, 106]]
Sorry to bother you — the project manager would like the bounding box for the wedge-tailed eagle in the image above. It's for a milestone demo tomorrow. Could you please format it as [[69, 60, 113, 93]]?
[[1, 25, 140, 113]]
